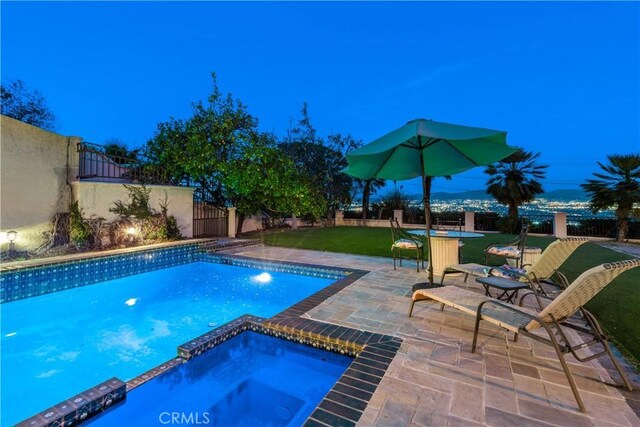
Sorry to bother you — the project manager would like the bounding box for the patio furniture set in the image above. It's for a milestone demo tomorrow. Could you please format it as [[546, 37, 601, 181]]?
[[391, 222, 640, 413]]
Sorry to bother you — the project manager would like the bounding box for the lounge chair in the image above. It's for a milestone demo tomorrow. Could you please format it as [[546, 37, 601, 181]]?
[[408, 259, 640, 412], [390, 218, 425, 272], [484, 225, 529, 267], [440, 237, 589, 292]]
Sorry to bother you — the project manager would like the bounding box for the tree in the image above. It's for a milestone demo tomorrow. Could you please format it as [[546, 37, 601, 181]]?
[[145, 73, 258, 205], [224, 133, 326, 233], [280, 104, 356, 217], [378, 185, 411, 219], [485, 149, 548, 233], [1, 79, 55, 130], [145, 75, 328, 234], [581, 154, 640, 242], [360, 178, 386, 222]]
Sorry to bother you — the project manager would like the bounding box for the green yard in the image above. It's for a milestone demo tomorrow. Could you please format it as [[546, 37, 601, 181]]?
[[252, 226, 640, 364]]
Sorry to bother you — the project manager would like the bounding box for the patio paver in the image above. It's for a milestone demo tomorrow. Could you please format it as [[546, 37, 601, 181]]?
[[230, 245, 640, 427]]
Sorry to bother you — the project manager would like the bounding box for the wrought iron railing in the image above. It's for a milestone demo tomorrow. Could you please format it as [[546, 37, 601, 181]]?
[[77, 142, 170, 185], [523, 215, 554, 235]]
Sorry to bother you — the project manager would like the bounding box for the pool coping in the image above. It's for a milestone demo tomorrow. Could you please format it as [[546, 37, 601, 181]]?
[[16, 254, 396, 427]]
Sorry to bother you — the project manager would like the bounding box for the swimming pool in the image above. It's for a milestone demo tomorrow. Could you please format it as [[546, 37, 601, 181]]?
[[1, 257, 340, 426], [86, 331, 353, 426]]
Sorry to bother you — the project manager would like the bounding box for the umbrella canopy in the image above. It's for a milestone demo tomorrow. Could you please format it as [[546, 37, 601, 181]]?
[[345, 118, 518, 284], [346, 119, 516, 180]]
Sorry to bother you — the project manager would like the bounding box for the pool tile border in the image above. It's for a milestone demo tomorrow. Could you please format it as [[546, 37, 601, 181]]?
[[204, 252, 356, 280], [0, 244, 204, 303], [16, 378, 126, 427]]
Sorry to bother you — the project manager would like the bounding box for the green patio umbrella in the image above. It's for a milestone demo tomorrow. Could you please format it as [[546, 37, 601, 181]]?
[[345, 118, 518, 284]]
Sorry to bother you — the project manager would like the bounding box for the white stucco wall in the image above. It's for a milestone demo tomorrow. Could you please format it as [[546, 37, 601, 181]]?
[[0, 115, 196, 252], [71, 182, 195, 238], [0, 115, 77, 252]]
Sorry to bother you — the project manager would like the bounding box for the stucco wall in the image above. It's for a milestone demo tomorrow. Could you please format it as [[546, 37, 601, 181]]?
[[1, 115, 196, 253], [0, 115, 78, 252], [71, 182, 195, 238]]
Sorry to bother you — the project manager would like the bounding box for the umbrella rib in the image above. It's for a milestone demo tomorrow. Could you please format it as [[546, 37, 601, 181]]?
[[368, 145, 399, 179], [400, 137, 442, 150], [443, 140, 481, 166]]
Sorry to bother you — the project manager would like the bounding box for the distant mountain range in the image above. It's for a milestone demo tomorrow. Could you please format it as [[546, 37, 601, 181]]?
[[384, 189, 588, 202]]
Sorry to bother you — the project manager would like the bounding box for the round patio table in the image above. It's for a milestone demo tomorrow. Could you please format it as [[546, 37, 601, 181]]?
[[408, 230, 484, 276]]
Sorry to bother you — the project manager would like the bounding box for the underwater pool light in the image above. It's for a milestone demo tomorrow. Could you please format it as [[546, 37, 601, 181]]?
[[124, 298, 138, 306], [252, 272, 272, 284]]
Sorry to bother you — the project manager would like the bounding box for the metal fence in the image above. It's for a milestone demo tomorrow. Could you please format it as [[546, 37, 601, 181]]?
[[193, 201, 228, 237], [77, 142, 170, 184], [524, 215, 554, 235]]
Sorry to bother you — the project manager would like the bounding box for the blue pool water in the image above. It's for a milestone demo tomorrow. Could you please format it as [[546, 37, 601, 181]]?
[[0, 261, 334, 426], [87, 331, 352, 427]]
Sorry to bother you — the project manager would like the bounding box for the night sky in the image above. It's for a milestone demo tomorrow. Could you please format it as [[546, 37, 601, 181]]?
[[2, 1, 638, 194]]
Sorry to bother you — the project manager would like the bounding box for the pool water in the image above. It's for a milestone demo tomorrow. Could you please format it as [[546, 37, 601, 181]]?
[[86, 331, 352, 427], [0, 261, 334, 426]]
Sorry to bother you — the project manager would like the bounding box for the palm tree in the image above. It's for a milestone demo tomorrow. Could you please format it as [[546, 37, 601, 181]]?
[[485, 149, 548, 233], [361, 178, 386, 222], [581, 154, 640, 242]]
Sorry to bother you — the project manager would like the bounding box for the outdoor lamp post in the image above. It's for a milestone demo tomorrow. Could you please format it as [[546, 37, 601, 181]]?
[[6, 230, 18, 257]]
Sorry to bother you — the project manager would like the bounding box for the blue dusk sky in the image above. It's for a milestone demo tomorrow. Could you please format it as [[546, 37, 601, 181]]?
[[2, 1, 639, 195]]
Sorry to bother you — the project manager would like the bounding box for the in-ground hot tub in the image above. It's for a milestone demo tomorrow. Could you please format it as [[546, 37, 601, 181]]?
[[86, 331, 353, 426]]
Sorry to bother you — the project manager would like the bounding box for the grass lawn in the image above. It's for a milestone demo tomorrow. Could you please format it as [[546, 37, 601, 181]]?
[[252, 226, 640, 364]]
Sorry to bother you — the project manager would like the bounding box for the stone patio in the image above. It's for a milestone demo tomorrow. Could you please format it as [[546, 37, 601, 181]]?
[[231, 244, 640, 427]]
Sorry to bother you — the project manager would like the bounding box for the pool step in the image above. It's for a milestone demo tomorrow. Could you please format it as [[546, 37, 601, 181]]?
[[196, 239, 221, 250], [202, 239, 262, 253]]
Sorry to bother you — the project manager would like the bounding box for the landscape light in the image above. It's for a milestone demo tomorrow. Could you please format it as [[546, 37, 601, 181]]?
[[6, 230, 18, 243], [126, 227, 136, 235]]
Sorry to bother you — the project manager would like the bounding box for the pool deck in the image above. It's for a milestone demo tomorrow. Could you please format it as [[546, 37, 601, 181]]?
[[229, 245, 640, 427]]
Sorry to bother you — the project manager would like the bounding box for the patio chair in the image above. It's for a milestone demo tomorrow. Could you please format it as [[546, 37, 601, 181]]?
[[440, 237, 590, 293], [390, 218, 425, 272], [408, 259, 640, 412], [484, 224, 529, 268]]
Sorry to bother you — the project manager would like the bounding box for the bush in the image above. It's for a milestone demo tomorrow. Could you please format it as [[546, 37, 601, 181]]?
[[68, 201, 105, 249], [109, 185, 182, 245]]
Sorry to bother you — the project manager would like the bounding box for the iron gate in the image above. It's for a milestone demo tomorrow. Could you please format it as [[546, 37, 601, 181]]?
[[193, 192, 228, 237]]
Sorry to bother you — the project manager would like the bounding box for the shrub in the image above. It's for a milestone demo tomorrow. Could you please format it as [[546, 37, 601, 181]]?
[[69, 201, 105, 249], [69, 201, 92, 248], [109, 185, 182, 245]]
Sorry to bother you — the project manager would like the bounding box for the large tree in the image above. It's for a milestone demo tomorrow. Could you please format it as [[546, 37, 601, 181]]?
[[145, 73, 257, 204], [1, 79, 55, 130], [144, 74, 325, 234], [485, 149, 548, 233], [581, 154, 640, 242], [280, 104, 357, 217], [359, 178, 386, 222], [224, 132, 326, 232]]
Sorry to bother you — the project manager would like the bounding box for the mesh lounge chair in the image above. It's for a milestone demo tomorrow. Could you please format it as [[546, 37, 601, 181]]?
[[484, 225, 529, 268], [440, 237, 589, 291], [408, 259, 640, 412], [390, 218, 425, 272]]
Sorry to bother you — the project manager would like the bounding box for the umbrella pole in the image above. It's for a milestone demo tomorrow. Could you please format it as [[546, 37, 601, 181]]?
[[421, 168, 434, 285]]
